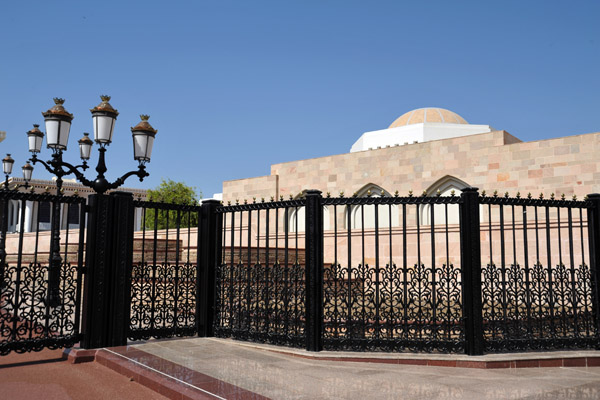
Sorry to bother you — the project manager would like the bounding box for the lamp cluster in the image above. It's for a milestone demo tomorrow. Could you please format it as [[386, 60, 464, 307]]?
[[28, 96, 157, 164], [24, 96, 157, 195]]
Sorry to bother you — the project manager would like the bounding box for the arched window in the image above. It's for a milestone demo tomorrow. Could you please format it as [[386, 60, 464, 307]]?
[[346, 184, 399, 229], [420, 176, 469, 225], [288, 193, 331, 232]]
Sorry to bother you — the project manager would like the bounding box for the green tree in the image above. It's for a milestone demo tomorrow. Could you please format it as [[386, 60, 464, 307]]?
[[143, 179, 202, 230]]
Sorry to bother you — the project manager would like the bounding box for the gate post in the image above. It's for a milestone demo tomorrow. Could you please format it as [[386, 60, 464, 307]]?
[[197, 199, 222, 337], [586, 194, 600, 345], [304, 189, 323, 352], [81, 191, 135, 349], [459, 187, 484, 355]]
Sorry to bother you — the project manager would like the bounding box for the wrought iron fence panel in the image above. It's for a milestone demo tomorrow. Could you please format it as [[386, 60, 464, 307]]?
[[479, 195, 598, 352], [214, 199, 307, 348], [0, 191, 85, 355], [321, 195, 464, 352], [129, 200, 201, 340]]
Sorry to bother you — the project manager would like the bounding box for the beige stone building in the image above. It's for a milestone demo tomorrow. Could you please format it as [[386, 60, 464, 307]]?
[[223, 107, 599, 205]]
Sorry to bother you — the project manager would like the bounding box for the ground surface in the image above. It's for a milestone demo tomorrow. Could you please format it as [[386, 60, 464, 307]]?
[[134, 337, 600, 400], [0, 348, 167, 400]]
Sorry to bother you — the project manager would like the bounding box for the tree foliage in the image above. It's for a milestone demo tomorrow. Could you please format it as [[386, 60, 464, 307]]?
[[143, 179, 202, 230]]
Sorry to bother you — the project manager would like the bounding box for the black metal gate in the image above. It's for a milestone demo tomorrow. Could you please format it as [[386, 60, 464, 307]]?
[[0, 190, 86, 355]]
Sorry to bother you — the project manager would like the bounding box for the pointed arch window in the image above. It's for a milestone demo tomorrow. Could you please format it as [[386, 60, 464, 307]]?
[[346, 184, 399, 229], [420, 176, 469, 225], [288, 193, 331, 232]]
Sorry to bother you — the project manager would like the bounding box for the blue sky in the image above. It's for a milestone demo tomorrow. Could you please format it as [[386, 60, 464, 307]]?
[[0, 1, 598, 198]]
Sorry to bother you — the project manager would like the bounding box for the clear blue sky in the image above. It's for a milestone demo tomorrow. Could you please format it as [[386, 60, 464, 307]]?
[[1, 1, 598, 198]]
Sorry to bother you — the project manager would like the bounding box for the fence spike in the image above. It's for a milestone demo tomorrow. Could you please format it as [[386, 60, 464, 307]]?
[[253, 197, 256, 203], [504, 191, 509, 198], [367, 189, 372, 197], [326, 191, 331, 198], [516, 191, 521, 198], [353, 191, 358, 197], [422, 190, 427, 197], [573, 194, 577, 201], [493, 190, 498, 197], [394, 190, 399, 197], [280, 195, 284, 201], [481, 190, 486, 197], [539, 192, 544, 199], [339, 191, 345, 198], [551, 193, 555, 200], [408, 189, 413, 197], [270, 196, 275, 202], [561, 193, 566, 201], [528, 192, 532, 199]]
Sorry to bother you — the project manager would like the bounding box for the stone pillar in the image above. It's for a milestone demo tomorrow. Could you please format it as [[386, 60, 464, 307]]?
[[23, 201, 33, 233]]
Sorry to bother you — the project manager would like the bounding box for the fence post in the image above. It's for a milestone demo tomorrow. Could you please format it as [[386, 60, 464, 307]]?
[[81, 191, 135, 349], [586, 194, 600, 345], [304, 189, 323, 352], [197, 199, 222, 337], [0, 195, 7, 289], [459, 187, 484, 355]]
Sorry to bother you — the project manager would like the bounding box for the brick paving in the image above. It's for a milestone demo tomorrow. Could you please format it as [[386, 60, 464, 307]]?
[[0, 348, 167, 400]]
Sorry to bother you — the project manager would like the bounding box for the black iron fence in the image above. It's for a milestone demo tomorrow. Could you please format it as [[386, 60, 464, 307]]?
[[214, 198, 307, 348], [0, 190, 86, 355], [479, 194, 598, 352], [213, 189, 600, 355], [0, 187, 598, 356], [320, 195, 464, 353], [128, 199, 202, 340]]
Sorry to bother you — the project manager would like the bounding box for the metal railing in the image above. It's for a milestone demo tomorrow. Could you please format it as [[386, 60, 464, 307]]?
[[479, 194, 599, 352], [128, 199, 202, 340], [0, 190, 86, 355], [214, 198, 307, 348]]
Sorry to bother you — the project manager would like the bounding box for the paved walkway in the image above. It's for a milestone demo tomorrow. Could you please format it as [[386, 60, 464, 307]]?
[[0, 348, 167, 400], [130, 338, 600, 399]]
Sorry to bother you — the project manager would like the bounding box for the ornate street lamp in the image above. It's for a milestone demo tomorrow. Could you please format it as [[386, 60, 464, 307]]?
[[28, 96, 157, 194], [1, 154, 32, 190], [26, 95, 157, 307], [2, 154, 14, 188]]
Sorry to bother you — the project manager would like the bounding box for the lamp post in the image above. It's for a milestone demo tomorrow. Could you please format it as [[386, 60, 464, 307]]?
[[26, 96, 157, 307]]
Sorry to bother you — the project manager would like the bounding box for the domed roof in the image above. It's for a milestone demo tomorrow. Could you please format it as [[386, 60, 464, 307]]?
[[389, 108, 468, 128]]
